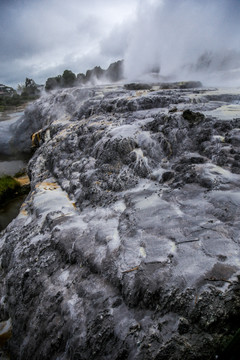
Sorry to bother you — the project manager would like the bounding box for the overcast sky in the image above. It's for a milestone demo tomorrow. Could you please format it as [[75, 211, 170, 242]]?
[[0, 0, 138, 87], [1, 0, 240, 88]]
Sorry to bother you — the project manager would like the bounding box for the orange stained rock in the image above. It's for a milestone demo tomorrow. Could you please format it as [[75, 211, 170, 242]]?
[[32, 130, 42, 147], [20, 209, 28, 216], [14, 175, 30, 186], [136, 90, 149, 97], [36, 181, 59, 190]]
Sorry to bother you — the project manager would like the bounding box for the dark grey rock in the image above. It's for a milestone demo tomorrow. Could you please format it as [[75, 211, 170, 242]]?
[[0, 83, 240, 359], [182, 109, 205, 126]]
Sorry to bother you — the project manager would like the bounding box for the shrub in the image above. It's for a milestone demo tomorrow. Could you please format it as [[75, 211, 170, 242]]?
[[62, 70, 76, 87], [0, 176, 21, 203], [45, 75, 62, 91], [45, 70, 76, 91]]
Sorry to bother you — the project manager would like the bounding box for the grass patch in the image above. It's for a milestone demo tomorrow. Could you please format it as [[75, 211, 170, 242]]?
[[0, 175, 21, 204], [0, 94, 39, 112], [14, 168, 27, 178]]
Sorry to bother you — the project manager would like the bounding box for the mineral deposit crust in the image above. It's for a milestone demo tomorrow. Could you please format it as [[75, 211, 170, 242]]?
[[0, 83, 240, 359]]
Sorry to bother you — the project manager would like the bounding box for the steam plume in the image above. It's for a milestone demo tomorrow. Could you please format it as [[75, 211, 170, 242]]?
[[124, 0, 240, 85]]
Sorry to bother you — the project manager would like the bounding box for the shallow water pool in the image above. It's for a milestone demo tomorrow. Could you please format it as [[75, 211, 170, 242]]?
[[0, 195, 27, 231]]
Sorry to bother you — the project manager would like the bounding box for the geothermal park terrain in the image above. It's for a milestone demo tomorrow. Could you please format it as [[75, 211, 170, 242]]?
[[0, 82, 240, 359]]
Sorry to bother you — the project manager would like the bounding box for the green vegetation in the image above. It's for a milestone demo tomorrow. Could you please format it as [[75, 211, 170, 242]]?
[[14, 168, 27, 178], [0, 93, 32, 110], [45, 69, 76, 91], [45, 75, 62, 91], [62, 70, 76, 86], [0, 175, 21, 204], [0, 78, 40, 111], [45, 61, 124, 91]]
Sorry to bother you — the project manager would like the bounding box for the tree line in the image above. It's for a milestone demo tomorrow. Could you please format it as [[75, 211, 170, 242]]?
[[0, 78, 40, 111], [0, 60, 124, 111], [45, 60, 123, 91]]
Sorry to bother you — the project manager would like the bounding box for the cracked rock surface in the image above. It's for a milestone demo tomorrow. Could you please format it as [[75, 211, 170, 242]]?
[[1, 84, 240, 359]]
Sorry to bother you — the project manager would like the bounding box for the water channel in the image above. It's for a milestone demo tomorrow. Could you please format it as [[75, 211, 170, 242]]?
[[0, 108, 30, 231]]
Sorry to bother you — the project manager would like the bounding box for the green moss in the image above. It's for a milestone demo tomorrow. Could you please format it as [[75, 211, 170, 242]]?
[[14, 168, 27, 178], [0, 175, 21, 204]]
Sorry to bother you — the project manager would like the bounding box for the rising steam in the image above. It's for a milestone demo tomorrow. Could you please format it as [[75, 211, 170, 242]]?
[[124, 0, 240, 85]]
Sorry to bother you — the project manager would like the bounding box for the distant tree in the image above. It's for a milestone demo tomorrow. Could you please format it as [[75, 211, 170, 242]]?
[[62, 70, 76, 87], [0, 79, 40, 110], [5, 93, 21, 106], [45, 70, 76, 90], [17, 83, 25, 95], [21, 78, 40, 97], [25, 78, 34, 88], [84, 66, 104, 84], [76, 73, 87, 85], [106, 60, 124, 82], [45, 75, 62, 91]]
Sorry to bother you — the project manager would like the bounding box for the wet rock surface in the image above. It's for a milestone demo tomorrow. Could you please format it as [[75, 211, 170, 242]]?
[[0, 83, 240, 359]]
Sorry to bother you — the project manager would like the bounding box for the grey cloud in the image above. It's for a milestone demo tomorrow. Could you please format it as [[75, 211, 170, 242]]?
[[2, 0, 239, 88], [0, 0, 137, 87], [100, 24, 131, 58]]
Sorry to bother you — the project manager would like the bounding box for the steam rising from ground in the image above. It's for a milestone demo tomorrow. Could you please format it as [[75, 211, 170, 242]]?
[[124, 0, 240, 85]]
